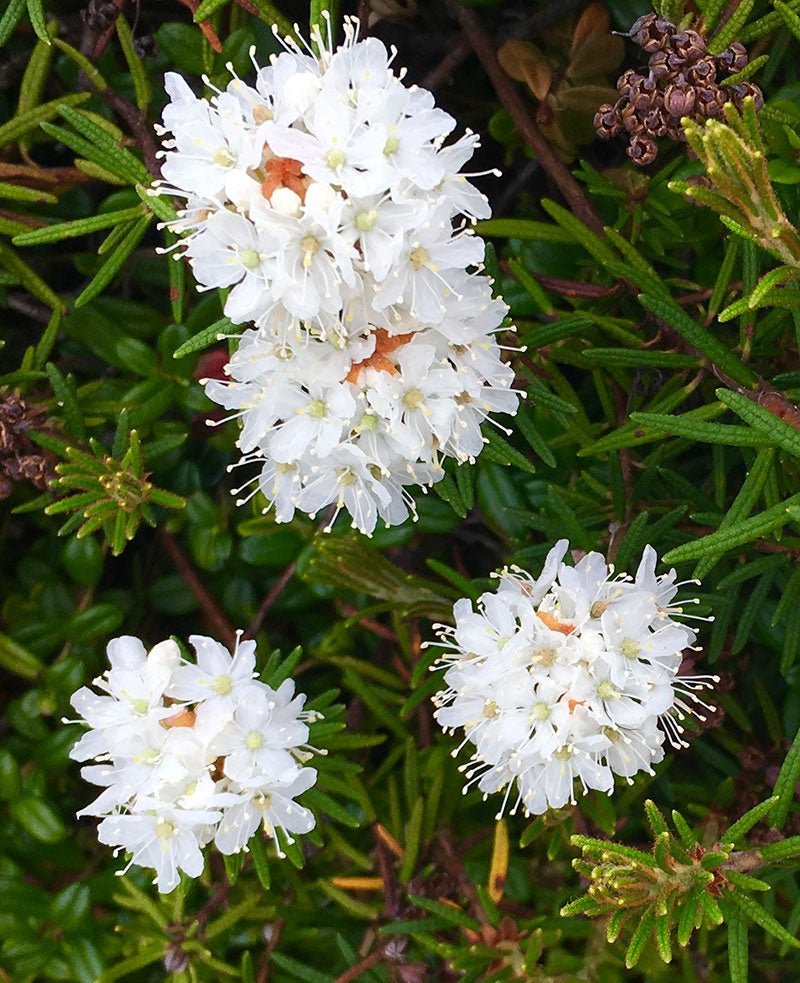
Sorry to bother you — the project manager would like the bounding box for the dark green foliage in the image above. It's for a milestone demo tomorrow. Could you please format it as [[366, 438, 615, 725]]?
[[3, 0, 800, 981]]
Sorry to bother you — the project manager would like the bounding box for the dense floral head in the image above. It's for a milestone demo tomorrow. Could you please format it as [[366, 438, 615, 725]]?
[[431, 541, 717, 817], [152, 17, 520, 534], [69, 633, 320, 893]]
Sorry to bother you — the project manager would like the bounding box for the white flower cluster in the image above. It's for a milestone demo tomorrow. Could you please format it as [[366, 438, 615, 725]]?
[[154, 19, 520, 534], [69, 633, 319, 893], [432, 541, 717, 817]]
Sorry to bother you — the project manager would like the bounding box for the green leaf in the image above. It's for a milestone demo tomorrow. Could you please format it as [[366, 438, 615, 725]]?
[[727, 889, 800, 949], [541, 199, 621, 269], [0, 631, 44, 680], [725, 899, 749, 983], [96, 946, 164, 983], [723, 797, 778, 842], [775, 0, 800, 40], [249, 832, 271, 889], [625, 907, 655, 968], [304, 787, 360, 828], [10, 795, 66, 842], [57, 104, 150, 184], [481, 427, 536, 473], [771, 723, 800, 829], [74, 215, 152, 308], [46, 362, 85, 440], [408, 894, 481, 929], [638, 294, 758, 390], [247, 0, 297, 38], [194, 0, 231, 16], [476, 218, 575, 242], [270, 953, 335, 983], [629, 412, 764, 446], [583, 348, 700, 369], [0, 0, 26, 47], [0, 91, 90, 148], [116, 15, 152, 110], [0, 238, 65, 311], [52, 36, 107, 90], [709, 0, 756, 51], [173, 317, 237, 359], [25, 0, 49, 44], [717, 388, 800, 460], [662, 492, 800, 564], [399, 796, 424, 882]]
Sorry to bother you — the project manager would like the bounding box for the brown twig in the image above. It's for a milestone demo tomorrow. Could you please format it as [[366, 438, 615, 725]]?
[[357, 0, 372, 31], [156, 528, 238, 648], [244, 561, 297, 639], [445, 0, 605, 238], [233, 0, 261, 15], [257, 917, 285, 983], [177, 0, 225, 52], [421, 34, 472, 90], [532, 273, 623, 300], [336, 601, 397, 641], [332, 947, 385, 983], [97, 87, 161, 176], [373, 824, 401, 918]]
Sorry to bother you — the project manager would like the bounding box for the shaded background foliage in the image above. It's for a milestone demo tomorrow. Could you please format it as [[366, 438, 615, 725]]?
[[3, 0, 800, 980]]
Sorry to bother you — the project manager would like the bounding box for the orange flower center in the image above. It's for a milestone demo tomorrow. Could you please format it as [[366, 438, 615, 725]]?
[[346, 328, 415, 384], [261, 155, 308, 200], [536, 610, 575, 635], [163, 709, 196, 729]]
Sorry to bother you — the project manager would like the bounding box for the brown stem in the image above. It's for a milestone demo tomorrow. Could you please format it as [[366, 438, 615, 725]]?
[[177, 0, 225, 52], [357, 0, 371, 31], [233, 0, 261, 15], [98, 86, 161, 176], [373, 824, 401, 918], [445, 0, 604, 238], [257, 917, 284, 983], [156, 528, 238, 648], [336, 601, 397, 641], [244, 561, 297, 639], [422, 34, 472, 91], [332, 948, 384, 983]]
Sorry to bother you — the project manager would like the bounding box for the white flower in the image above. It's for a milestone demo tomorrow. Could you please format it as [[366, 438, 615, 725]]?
[[153, 17, 520, 535], [432, 541, 718, 817], [70, 632, 320, 892], [97, 801, 218, 894]]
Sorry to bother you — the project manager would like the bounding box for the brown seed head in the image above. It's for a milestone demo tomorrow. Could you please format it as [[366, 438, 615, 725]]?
[[629, 13, 675, 52], [663, 81, 696, 117], [594, 103, 623, 139], [717, 42, 749, 74], [671, 29, 707, 64], [627, 133, 658, 165], [687, 56, 717, 85]]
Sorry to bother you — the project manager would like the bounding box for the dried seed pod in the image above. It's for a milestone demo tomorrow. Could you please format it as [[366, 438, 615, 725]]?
[[81, 0, 119, 31], [686, 56, 717, 85], [663, 80, 696, 117], [627, 133, 658, 165], [648, 50, 672, 80], [670, 29, 707, 64], [4, 454, 54, 491], [630, 73, 659, 112], [717, 42, 748, 74], [616, 68, 641, 99], [594, 103, 623, 139], [729, 81, 764, 111], [695, 85, 726, 119], [620, 103, 641, 133], [643, 108, 669, 137], [629, 13, 675, 52], [133, 36, 158, 60]]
